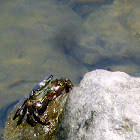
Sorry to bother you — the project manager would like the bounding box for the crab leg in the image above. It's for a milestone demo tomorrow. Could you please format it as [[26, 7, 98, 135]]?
[[16, 105, 27, 126], [26, 112, 37, 127], [33, 111, 50, 125], [13, 99, 28, 121]]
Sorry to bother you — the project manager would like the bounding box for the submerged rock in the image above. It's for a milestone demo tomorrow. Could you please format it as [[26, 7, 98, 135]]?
[[59, 69, 140, 140]]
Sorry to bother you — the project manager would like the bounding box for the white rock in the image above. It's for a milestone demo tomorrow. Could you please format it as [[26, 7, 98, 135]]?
[[60, 69, 140, 140]]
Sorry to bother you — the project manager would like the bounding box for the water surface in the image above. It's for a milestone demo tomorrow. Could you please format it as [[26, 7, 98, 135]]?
[[0, 0, 140, 137]]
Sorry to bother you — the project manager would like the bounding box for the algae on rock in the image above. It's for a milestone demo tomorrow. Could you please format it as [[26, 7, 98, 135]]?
[[3, 93, 69, 140]]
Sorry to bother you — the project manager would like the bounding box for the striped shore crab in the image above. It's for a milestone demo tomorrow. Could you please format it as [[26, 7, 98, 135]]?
[[13, 75, 73, 127]]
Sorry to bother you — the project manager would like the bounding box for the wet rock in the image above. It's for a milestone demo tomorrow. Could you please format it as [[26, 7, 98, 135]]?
[[59, 69, 140, 140], [3, 93, 69, 140]]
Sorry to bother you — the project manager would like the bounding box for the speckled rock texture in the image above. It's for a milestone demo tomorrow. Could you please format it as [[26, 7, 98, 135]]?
[[59, 69, 140, 140]]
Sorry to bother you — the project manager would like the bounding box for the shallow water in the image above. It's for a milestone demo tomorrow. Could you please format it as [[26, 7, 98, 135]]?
[[0, 0, 140, 138]]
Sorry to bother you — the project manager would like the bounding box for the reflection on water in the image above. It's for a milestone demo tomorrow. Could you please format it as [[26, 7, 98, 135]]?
[[0, 0, 140, 138]]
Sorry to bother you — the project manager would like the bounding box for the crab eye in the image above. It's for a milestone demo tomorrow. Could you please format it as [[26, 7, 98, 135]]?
[[32, 89, 39, 95], [33, 90, 36, 94]]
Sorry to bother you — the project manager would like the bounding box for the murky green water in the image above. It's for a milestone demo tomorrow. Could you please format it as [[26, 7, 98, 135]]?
[[0, 0, 140, 138]]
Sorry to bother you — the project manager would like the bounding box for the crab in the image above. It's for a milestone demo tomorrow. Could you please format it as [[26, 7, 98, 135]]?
[[13, 75, 73, 127]]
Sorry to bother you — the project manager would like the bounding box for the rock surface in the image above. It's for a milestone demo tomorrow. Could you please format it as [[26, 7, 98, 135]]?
[[3, 69, 140, 140], [59, 69, 140, 140]]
